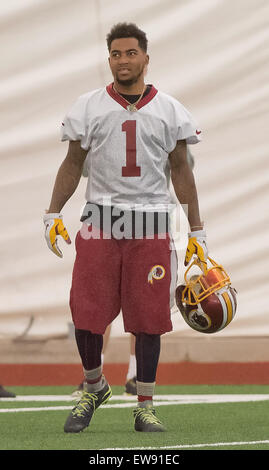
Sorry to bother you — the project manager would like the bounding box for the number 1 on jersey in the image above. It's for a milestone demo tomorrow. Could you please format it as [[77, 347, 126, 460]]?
[[122, 120, 141, 177]]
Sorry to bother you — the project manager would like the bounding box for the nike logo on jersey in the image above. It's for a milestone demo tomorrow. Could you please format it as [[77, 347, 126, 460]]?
[[196, 129, 201, 135]]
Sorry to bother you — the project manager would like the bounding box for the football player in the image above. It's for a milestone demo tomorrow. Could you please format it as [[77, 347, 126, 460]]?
[[0, 385, 16, 398], [44, 22, 207, 433]]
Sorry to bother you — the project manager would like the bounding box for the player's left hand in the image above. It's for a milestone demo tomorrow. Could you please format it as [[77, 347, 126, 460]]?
[[43, 213, 71, 258], [184, 229, 208, 272]]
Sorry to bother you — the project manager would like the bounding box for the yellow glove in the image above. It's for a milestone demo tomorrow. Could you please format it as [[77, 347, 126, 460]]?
[[184, 229, 208, 272], [43, 213, 71, 258]]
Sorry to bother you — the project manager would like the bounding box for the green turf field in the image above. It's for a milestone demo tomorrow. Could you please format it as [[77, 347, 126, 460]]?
[[1, 384, 269, 451]]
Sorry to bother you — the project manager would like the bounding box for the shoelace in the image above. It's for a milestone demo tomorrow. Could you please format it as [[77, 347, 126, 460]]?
[[72, 391, 98, 418], [134, 407, 162, 425]]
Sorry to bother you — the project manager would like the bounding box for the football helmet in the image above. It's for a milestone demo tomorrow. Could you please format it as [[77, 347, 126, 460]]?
[[176, 257, 237, 334]]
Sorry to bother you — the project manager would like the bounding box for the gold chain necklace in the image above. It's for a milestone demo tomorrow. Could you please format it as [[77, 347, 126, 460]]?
[[113, 84, 146, 112]]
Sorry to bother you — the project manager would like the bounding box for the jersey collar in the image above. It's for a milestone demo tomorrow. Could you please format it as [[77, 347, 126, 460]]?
[[106, 83, 158, 110]]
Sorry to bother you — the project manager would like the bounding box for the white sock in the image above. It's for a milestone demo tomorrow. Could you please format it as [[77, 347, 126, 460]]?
[[126, 354, 136, 380], [83, 366, 104, 393], [136, 380, 155, 407]]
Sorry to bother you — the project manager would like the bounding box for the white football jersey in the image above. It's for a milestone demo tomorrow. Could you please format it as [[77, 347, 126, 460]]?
[[61, 84, 201, 212]]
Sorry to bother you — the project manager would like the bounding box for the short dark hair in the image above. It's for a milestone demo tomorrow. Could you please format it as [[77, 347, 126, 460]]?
[[106, 22, 148, 52]]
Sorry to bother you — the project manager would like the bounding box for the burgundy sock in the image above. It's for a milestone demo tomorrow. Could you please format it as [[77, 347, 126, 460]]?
[[138, 395, 152, 402]]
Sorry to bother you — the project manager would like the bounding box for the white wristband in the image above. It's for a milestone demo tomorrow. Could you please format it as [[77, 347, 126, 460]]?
[[189, 229, 206, 238], [43, 213, 62, 224]]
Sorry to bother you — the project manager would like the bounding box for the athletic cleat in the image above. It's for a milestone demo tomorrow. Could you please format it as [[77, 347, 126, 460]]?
[[64, 381, 112, 433], [0, 385, 16, 398], [124, 376, 137, 395], [133, 405, 165, 432]]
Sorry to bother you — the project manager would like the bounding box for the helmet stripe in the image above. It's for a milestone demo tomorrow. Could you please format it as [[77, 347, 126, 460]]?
[[222, 291, 233, 326], [217, 292, 228, 331], [229, 289, 237, 318]]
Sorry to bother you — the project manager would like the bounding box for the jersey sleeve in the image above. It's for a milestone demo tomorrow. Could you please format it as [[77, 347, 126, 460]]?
[[173, 100, 201, 145], [60, 95, 88, 150]]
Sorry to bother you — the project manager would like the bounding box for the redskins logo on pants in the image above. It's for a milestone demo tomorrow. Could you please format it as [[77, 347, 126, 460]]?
[[148, 265, 166, 284]]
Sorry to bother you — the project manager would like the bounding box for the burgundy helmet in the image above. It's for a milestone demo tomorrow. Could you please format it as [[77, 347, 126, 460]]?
[[176, 257, 237, 334]]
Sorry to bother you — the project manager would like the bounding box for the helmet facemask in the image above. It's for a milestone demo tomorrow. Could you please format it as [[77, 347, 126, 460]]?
[[176, 257, 237, 334]]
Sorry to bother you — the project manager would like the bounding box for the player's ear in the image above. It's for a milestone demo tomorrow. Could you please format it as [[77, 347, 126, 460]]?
[[143, 55, 149, 76]]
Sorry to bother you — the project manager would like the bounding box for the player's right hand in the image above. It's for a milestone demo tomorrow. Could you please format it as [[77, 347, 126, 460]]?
[[43, 213, 71, 258]]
